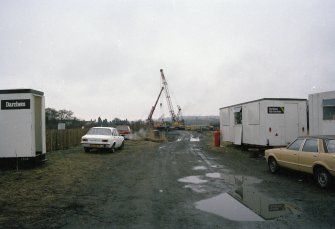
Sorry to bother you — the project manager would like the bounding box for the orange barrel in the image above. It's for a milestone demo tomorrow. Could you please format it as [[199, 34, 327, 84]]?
[[214, 129, 220, 147]]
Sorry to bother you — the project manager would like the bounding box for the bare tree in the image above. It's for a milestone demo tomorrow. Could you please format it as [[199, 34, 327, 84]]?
[[58, 109, 74, 120]]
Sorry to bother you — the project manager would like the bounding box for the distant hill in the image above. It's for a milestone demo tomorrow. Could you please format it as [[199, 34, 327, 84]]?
[[183, 116, 219, 126], [160, 115, 219, 126]]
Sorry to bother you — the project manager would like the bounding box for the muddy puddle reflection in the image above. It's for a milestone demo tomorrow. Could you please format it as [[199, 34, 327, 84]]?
[[195, 174, 300, 221], [178, 175, 208, 184], [193, 166, 207, 171], [196, 193, 264, 221], [190, 135, 200, 142]]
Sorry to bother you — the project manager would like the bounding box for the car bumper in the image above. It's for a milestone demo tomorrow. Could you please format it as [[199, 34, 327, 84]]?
[[81, 143, 111, 148]]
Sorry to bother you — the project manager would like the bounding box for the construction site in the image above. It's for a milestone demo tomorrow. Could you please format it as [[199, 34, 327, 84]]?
[[1, 1, 335, 227], [1, 68, 335, 228], [1, 67, 335, 228], [1, 130, 335, 228]]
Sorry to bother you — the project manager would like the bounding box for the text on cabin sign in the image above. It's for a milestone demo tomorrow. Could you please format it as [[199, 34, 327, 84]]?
[[1, 99, 30, 110], [268, 107, 284, 114]]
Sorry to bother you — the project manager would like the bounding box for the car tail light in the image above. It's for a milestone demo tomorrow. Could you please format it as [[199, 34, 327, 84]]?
[[82, 138, 88, 142], [102, 139, 108, 143]]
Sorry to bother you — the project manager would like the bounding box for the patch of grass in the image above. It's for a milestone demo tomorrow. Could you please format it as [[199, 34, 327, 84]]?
[[0, 140, 157, 226]]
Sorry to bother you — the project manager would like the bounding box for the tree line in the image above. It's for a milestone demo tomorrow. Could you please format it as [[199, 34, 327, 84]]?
[[45, 108, 145, 130]]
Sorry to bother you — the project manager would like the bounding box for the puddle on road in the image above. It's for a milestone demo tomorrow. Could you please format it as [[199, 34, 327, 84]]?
[[178, 176, 208, 184], [190, 135, 200, 142], [180, 175, 208, 193], [205, 173, 221, 178], [184, 184, 207, 193], [221, 174, 262, 186], [196, 193, 264, 221], [193, 166, 207, 171], [186, 140, 300, 221], [195, 174, 300, 221]]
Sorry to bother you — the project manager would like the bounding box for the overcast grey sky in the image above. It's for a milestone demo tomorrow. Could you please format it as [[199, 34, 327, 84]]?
[[1, 0, 334, 120]]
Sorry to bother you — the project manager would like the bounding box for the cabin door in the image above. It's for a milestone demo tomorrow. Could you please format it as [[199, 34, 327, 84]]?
[[234, 126, 242, 145], [284, 103, 299, 144]]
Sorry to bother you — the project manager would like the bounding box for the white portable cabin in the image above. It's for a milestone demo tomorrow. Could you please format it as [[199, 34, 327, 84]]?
[[0, 89, 46, 163], [309, 90, 335, 135], [220, 98, 307, 147]]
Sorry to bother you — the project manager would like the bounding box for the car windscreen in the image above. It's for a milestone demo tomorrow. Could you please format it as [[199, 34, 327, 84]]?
[[87, 128, 112, 136], [325, 139, 335, 153]]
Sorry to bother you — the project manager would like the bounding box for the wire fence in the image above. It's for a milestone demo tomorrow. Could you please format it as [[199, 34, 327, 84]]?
[[46, 128, 88, 152]]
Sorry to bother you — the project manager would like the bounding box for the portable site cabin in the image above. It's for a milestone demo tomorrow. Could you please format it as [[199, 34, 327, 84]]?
[[219, 98, 307, 147], [309, 90, 335, 135], [0, 89, 46, 164]]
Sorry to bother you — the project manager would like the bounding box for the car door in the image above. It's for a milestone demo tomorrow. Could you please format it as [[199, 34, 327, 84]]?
[[323, 139, 335, 175], [114, 130, 122, 147], [277, 138, 304, 170], [298, 139, 319, 174]]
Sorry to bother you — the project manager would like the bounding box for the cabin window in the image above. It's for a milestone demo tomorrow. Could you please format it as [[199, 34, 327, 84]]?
[[323, 99, 335, 120], [234, 107, 242, 125]]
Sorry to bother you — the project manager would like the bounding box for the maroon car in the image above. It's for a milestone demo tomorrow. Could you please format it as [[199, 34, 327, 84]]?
[[116, 125, 131, 139]]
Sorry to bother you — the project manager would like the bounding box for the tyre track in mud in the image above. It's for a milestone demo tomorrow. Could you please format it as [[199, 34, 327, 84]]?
[[62, 131, 223, 228]]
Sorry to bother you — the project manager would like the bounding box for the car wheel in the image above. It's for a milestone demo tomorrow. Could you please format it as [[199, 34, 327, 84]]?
[[315, 167, 332, 188], [110, 144, 115, 153], [119, 141, 124, 150], [268, 157, 279, 173], [84, 147, 90, 153]]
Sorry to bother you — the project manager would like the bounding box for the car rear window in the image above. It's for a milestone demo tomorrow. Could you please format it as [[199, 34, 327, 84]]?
[[302, 139, 318, 152], [325, 139, 335, 153], [117, 126, 130, 131], [287, 139, 304, 151], [87, 128, 112, 136]]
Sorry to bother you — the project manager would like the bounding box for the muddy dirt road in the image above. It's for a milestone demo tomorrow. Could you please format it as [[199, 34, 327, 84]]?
[[1, 131, 335, 228]]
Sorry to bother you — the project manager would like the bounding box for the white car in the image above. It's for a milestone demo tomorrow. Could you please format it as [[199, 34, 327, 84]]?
[[81, 127, 124, 152]]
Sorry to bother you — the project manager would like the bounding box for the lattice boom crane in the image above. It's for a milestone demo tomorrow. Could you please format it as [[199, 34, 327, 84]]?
[[147, 69, 185, 129], [147, 86, 164, 125], [160, 69, 178, 123]]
